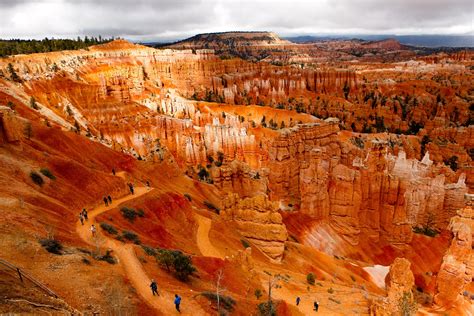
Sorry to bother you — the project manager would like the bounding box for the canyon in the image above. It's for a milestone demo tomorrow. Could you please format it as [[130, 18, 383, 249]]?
[[0, 32, 472, 315]]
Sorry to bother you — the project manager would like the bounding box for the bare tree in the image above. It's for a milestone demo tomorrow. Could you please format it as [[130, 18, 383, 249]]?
[[264, 271, 283, 315], [215, 269, 227, 315]]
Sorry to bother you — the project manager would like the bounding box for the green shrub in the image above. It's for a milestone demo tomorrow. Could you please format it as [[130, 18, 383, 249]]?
[[241, 239, 251, 249], [327, 287, 334, 294], [398, 291, 417, 316], [444, 155, 459, 171], [29, 97, 38, 110], [96, 250, 116, 264], [201, 292, 236, 311], [7, 101, 16, 110], [306, 272, 316, 285], [216, 151, 224, 166], [254, 289, 262, 300], [350, 136, 365, 149], [204, 201, 220, 214], [156, 249, 175, 271], [7, 63, 21, 82], [172, 251, 196, 281], [156, 249, 196, 281], [412, 226, 439, 237], [100, 222, 118, 235], [39, 238, 62, 255], [30, 171, 44, 186], [141, 245, 157, 256], [120, 207, 144, 222], [39, 168, 56, 180], [257, 302, 276, 316], [122, 230, 141, 244], [197, 165, 210, 181]]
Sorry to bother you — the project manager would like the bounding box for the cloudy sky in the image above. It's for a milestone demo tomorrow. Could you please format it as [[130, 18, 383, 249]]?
[[0, 0, 472, 41]]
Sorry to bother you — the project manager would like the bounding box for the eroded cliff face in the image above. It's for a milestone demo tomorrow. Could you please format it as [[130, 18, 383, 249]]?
[[0, 40, 471, 257], [221, 193, 288, 262], [266, 121, 468, 244], [434, 206, 474, 309]]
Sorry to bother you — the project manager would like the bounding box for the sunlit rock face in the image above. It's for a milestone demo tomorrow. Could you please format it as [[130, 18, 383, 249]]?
[[221, 193, 288, 262], [266, 119, 467, 244], [435, 207, 474, 308]]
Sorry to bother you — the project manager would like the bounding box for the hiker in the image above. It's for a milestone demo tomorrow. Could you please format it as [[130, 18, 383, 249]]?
[[313, 301, 319, 312], [82, 208, 88, 221], [296, 296, 301, 306], [146, 180, 150, 187], [150, 279, 158, 296], [128, 183, 134, 195], [91, 224, 97, 237], [79, 213, 84, 225], [174, 294, 181, 312], [112, 168, 116, 176], [107, 195, 112, 204], [103, 196, 108, 206]]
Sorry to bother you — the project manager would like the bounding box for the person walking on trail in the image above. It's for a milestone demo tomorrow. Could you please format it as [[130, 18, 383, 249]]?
[[313, 301, 319, 312], [103, 196, 108, 206], [112, 168, 116, 176], [107, 195, 112, 204], [174, 294, 181, 312], [128, 183, 134, 195], [91, 224, 97, 237], [296, 296, 301, 306], [82, 208, 88, 221], [79, 213, 84, 225], [150, 279, 158, 296]]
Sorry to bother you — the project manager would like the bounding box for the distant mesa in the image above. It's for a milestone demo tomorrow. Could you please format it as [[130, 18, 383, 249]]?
[[166, 31, 291, 49]]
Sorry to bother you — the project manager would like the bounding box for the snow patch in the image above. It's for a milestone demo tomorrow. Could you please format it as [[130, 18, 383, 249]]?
[[363, 265, 389, 289]]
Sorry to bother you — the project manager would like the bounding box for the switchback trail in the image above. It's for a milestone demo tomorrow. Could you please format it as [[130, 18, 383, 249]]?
[[75, 179, 207, 315], [194, 212, 224, 259]]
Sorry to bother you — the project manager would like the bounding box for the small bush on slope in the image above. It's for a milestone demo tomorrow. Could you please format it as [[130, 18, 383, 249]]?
[[40, 168, 56, 180], [39, 238, 62, 255], [30, 171, 44, 186], [156, 249, 196, 281]]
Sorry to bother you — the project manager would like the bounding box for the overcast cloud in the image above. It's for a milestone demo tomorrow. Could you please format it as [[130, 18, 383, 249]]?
[[0, 0, 472, 41]]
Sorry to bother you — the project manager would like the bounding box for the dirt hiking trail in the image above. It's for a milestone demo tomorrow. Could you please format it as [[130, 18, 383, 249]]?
[[194, 212, 224, 259], [75, 175, 207, 315]]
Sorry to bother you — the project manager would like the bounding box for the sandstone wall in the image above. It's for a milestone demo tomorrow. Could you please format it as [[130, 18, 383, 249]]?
[[434, 207, 474, 308], [221, 193, 288, 262], [267, 122, 468, 244]]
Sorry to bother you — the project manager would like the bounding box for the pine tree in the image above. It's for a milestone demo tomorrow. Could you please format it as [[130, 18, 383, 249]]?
[[7, 63, 21, 82], [29, 97, 39, 110]]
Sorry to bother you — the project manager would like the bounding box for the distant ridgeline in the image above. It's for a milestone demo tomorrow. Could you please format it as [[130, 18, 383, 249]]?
[[0, 36, 114, 57]]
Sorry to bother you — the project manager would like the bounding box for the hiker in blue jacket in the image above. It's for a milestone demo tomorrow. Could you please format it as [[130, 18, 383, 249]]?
[[174, 294, 181, 312]]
